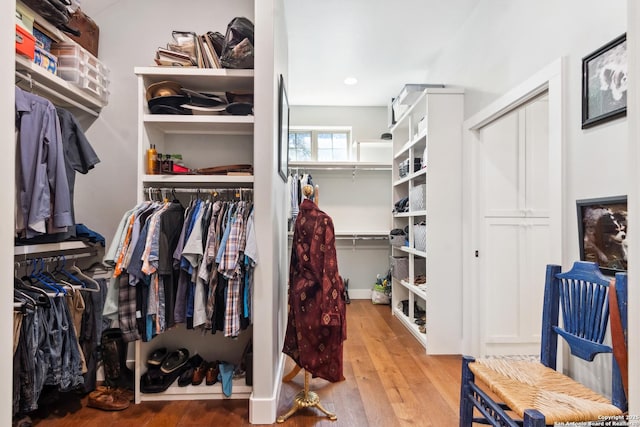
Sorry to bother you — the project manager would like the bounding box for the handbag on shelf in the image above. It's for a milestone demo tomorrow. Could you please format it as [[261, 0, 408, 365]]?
[[67, 7, 100, 57]]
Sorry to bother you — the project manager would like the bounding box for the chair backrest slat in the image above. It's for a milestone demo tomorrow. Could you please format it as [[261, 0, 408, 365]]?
[[541, 262, 627, 412]]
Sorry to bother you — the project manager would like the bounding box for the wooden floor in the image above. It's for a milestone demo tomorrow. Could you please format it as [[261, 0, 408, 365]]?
[[26, 300, 462, 426]]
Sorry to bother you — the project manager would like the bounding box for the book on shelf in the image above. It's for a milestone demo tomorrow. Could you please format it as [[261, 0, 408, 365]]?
[[155, 32, 223, 69]]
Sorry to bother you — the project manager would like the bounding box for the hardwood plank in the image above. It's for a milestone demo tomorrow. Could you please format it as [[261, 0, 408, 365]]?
[[22, 300, 462, 426]]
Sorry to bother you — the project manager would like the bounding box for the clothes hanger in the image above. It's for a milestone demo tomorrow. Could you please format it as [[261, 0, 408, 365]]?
[[15, 264, 55, 305], [53, 255, 91, 290], [69, 262, 101, 292], [28, 258, 67, 296]]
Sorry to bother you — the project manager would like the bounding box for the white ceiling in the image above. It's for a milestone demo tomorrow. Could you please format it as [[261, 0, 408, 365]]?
[[283, 0, 479, 107]]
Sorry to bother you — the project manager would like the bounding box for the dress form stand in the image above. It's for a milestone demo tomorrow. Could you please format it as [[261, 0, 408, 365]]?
[[277, 184, 337, 423]]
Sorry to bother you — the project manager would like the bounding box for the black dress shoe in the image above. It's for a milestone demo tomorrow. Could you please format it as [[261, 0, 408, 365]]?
[[178, 367, 194, 387]]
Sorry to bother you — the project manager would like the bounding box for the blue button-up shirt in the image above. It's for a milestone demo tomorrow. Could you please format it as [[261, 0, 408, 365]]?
[[15, 87, 73, 238]]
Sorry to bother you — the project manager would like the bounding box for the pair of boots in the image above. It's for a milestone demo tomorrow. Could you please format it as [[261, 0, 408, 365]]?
[[88, 328, 133, 411]]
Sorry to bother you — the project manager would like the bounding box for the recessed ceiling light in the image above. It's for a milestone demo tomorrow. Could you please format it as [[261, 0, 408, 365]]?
[[344, 77, 358, 85]]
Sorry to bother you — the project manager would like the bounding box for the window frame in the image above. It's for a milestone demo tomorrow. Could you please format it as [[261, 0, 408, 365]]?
[[288, 126, 353, 162]]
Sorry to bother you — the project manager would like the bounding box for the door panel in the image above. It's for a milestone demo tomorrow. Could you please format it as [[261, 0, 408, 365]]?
[[480, 109, 522, 217], [483, 219, 522, 342], [525, 98, 550, 217], [477, 94, 551, 356]]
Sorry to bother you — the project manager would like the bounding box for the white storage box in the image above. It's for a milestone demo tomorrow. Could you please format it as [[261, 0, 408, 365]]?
[[410, 184, 426, 211], [51, 42, 110, 104]]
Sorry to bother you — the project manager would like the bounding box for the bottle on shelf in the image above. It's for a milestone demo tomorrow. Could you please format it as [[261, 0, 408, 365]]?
[[146, 144, 157, 174], [155, 152, 163, 174], [161, 154, 173, 174]]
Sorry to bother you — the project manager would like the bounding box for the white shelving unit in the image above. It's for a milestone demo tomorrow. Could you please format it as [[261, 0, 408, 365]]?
[[390, 88, 464, 354], [133, 67, 254, 403]]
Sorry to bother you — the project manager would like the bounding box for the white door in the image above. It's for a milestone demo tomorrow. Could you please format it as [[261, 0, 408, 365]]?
[[476, 95, 552, 356]]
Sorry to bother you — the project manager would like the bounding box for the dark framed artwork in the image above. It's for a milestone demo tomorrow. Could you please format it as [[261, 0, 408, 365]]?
[[581, 33, 627, 129], [277, 74, 289, 182], [576, 195, 627, 275]]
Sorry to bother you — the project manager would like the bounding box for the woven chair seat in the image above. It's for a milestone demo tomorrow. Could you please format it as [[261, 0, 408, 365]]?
[[469, 358, 622, 424]]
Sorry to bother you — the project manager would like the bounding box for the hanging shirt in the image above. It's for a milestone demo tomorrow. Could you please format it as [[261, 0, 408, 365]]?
[[56, 107, 100, 232], [15, 87, 73, 237]]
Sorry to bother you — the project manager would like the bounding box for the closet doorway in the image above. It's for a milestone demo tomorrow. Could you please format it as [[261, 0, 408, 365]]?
[[462, 59, 565, 357]]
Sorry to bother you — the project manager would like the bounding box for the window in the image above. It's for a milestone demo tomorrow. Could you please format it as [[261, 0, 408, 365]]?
[[288, 127, 352, 162], [288, 131, 312, 161]]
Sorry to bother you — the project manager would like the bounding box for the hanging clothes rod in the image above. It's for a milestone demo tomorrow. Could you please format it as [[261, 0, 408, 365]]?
[[15, 70, 100, 118], [334, 236, 388, 240], [145, 187, 253, 193], [144, 186, 254, 202], [14, 250, 99, 267], [289, 166, 391, 172]]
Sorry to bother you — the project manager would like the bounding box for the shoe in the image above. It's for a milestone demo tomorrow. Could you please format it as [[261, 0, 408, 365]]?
[[147, 348, 168, 367], [160, 348, 190, 374], [87, 388, 130, 411], [140, 366, 183, 394], [178, 367, 194, 387], [192, 359, 208, 386], [205, 361, 220, 386], [93, 386, 134, 402]]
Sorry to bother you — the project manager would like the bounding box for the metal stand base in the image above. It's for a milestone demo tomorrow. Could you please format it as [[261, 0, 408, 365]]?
[[277, 367, 337, 423]]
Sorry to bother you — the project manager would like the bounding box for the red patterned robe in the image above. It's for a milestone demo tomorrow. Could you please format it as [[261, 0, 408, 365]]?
[[283, 199, 347, 383]]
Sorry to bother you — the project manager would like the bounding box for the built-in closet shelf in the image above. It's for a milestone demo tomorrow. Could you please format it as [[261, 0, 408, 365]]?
[[394, 210, 427, 218], [334, 231, 388, 237], [392, 306, 427, 346], [142, 175, 254, 185], [14, 241, 95, 258], [398, 279, 427, 300], [393, 168, 426, 186], [143, 114, 254, 135], [288, 161, 391, 171], [394, 131, 427, 160], [396, 246, 426, 258], [139, 381, 252, 402], [15, 55, 106, 115], [134, 67, 254, 92]]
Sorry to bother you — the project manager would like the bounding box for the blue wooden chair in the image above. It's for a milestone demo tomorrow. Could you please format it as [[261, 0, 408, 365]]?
[[459, 261, 628, 426]]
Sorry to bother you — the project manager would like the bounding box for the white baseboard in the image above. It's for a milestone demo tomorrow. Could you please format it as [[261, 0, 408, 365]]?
[[249, 352, 286, 424], [348, 289, 373, 300]]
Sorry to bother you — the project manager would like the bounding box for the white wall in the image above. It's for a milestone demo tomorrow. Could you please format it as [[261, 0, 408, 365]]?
[[251, 0, 290, 422], [426, 0, 627, 396], [427, 1, 628, 265], [4, 1, 16, 424], [290, 105, 388, 142]]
